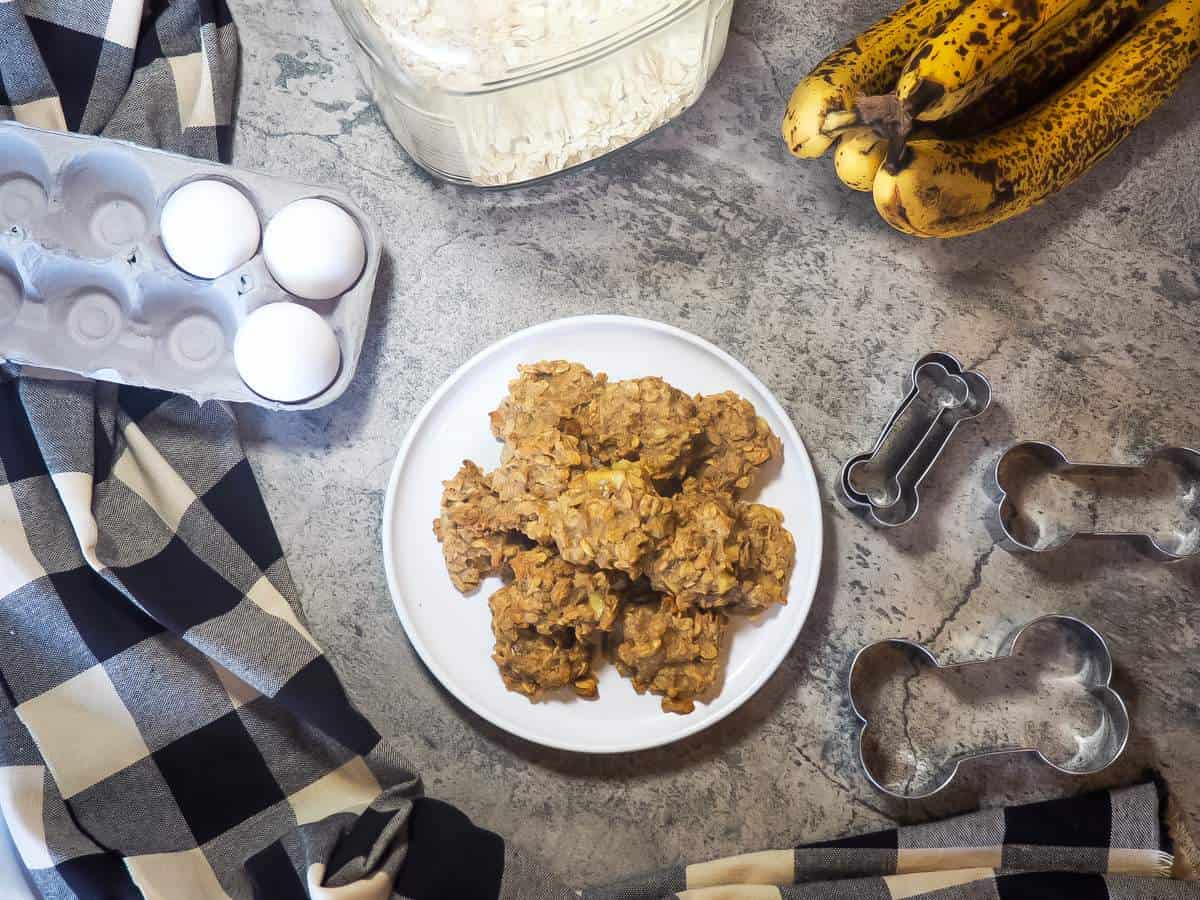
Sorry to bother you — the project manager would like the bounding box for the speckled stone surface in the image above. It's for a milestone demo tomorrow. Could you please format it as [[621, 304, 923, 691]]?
[[229, 0, 1200, 887]]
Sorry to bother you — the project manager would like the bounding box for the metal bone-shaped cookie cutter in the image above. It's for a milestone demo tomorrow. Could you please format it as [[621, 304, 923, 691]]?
[[989, 442, 1200, 561], [848, 615, 1129, 799], [840, 352, 991, 526]]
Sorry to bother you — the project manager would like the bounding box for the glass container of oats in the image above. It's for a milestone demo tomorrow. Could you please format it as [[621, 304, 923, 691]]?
[[331, 0, 735, 187]]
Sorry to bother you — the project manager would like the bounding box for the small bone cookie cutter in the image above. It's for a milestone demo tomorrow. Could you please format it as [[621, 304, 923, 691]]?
[[840, 352, 991, 527], [848, 615, 1129, 799], [989, 442, 1200, 561]]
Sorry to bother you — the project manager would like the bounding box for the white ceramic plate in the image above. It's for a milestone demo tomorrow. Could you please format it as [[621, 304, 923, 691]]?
[[382, 315, 822, 753]]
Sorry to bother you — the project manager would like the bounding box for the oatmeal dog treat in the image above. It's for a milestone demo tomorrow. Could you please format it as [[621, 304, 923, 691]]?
[[489, 360, 603, 449], [729, 503, 795, 614], [534, 461, 674, 578], [434, 461, 522, 592], [578, 377, 701, 479], [613, 596, 727, 714], [686, 391, 782, 493], [493, 547, 627, 640], [647, 494, 795, 613], [648, 491, 740, 606], [490, 612, 598, 700], [435, 360, 796, 711], [490, 431, 592, 540]]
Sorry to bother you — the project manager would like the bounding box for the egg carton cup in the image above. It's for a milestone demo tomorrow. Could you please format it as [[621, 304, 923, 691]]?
[[0, 122, 381, 410]]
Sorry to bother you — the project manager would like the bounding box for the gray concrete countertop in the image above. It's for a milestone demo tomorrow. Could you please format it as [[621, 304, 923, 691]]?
[[230, 0, 1200, 886]]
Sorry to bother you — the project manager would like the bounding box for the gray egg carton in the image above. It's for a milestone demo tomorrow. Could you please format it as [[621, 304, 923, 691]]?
[[0, 121, 381, 410]]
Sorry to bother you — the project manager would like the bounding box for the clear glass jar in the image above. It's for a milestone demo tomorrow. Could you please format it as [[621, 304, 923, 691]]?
[[331, 0, 734, 187]]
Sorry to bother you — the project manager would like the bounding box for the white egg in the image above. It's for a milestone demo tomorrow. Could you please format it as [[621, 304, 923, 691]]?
[[263, 198, 366, 301], [234, 302, 341, 403], [160, 180, 261, 279]]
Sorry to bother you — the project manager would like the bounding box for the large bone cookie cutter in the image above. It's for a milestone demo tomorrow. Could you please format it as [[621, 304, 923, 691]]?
[[989, 442, 1200, 561], [840, 352, 991, 527], [848, 615, 1129, 799]]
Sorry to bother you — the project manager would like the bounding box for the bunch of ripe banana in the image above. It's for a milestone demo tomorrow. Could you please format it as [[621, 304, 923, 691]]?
[[782, 0, 1200, 238]]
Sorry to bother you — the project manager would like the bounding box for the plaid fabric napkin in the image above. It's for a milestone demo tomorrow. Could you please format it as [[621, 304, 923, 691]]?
[[0, 372, 406, 896], [0, 370, 572, 899], [584, 781, 1197, 900], [0, 0, 235, 161]]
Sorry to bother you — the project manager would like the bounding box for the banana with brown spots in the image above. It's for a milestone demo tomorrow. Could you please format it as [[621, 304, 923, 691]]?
[[887, 0, 1102, 128], [845, 0, 1149, 186], [873, 0, 1200, 238], [781, 0, 971, 158], [831, 0, 1147, 193], [934, 0, 1152, 137]]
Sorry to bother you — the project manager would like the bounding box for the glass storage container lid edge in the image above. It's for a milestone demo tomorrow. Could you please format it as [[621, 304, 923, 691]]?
[[356, 0, 708, 92]]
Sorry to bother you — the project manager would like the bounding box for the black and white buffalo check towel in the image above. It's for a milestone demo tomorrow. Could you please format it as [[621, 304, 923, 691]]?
[[585, 781, 1199, 899], [0, 0, 235, 161], [0, 370, 569, 899]]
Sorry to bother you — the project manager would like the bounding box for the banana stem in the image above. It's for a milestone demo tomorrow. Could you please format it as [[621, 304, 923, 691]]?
[[856, 94, 911, 138], [855, 93, 915, 172]]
